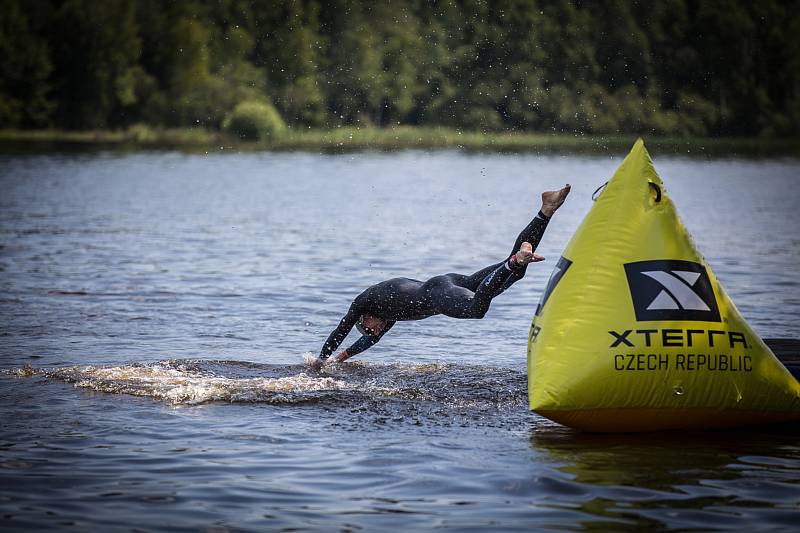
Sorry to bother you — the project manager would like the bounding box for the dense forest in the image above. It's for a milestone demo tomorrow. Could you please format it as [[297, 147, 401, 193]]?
[[2, 0, 799, 137]]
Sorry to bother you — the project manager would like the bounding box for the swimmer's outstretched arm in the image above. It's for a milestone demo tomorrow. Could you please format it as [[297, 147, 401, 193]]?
[[320, 293, 395, 361], [319, 302, 361, 360], [336, 321, 395, 362]]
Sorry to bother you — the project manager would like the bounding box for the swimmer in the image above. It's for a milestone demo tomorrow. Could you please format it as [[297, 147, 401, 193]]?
[[318, 184, 571, 363]]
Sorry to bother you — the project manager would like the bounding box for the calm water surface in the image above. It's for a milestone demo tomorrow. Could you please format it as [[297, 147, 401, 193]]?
[[1, 149, 799, 531]]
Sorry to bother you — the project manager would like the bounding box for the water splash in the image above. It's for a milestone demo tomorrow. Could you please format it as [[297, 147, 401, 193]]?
[[35, 361, 351, 405], [18, 358, 528, 414]]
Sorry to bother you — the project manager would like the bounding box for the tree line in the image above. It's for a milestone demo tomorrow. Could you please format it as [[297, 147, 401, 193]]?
[[2, 0, 798, 137]]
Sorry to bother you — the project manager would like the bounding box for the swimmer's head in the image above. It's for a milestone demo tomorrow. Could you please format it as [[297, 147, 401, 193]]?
[[357, 315, 387, 336]]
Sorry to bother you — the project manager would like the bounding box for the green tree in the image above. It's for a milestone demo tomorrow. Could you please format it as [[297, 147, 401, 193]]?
[[0, 0, 54, 127], [4, 0, 800, 136], [254, 0, 327, 126], [49, 0, 142, 128]]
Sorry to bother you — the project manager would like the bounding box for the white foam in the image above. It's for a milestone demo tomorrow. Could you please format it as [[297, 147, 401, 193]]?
[[26, 359, 527, 409], [302, 352, 324, 370], [49, 362, 351, 405]]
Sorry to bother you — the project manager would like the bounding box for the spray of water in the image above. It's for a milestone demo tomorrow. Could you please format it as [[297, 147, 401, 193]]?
[[12, 357, 531, 428]]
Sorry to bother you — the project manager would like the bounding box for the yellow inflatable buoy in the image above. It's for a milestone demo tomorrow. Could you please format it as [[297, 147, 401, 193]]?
[[527, 139, 800, 432]]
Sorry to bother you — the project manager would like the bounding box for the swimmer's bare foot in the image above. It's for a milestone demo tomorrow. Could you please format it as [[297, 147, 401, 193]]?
[[513, 242, 545, 266], [541, 184, 571, 218]]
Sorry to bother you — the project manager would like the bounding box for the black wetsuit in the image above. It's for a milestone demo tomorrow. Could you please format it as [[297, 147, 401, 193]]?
[[319, 211, 551, 359]]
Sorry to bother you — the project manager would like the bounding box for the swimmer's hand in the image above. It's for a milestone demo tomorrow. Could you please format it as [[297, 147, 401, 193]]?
[[334, 350, 351, 363], [305, 351, 351, 368], [514, 242, 545, 265]]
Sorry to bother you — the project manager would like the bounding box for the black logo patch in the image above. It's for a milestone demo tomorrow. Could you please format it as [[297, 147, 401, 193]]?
[[536, 256, 572, 316], [624, 260, 720, 322]]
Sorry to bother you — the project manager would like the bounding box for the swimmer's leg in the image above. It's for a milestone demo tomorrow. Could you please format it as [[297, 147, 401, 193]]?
[[509, 184, 570, 256], [430, 262, 519, 319], [462, 262, 505, 290], [433, 184, 571, 316], [497, 184, 571, 290], [460, 213, 550, 293]]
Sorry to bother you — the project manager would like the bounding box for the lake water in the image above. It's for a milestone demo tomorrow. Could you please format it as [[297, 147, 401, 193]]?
[[1, 148, 799, 530]]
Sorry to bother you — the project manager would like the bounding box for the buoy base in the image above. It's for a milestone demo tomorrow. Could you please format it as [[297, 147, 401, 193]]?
[[535, 407, 800, 433]]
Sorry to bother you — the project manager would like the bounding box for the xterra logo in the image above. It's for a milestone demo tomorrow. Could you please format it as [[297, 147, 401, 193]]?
[[535, 256, 572, 316], [624, 260, 721, 322]]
